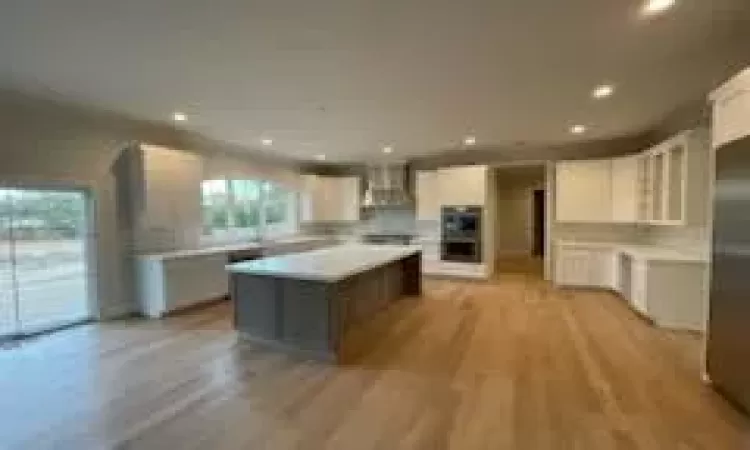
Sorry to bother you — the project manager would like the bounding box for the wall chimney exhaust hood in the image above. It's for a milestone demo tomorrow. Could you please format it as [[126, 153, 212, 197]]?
[[362, 164, 413, 208]]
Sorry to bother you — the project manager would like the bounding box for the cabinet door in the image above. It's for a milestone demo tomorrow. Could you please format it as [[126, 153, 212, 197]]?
[[611, 156, 640, 223], [589, 249, 615, 289], [665, 141, 687, 223], [437, 166, 487, 206], [630, 261, 648, 314], [555, 160, 612, 222], [713, 84, 750, 148], [300, 175, 327, 222], [140, 145, 203, 249], [416, 171, 439, 220], [556, 248, 592, 286], [337, 177, 361, 221]]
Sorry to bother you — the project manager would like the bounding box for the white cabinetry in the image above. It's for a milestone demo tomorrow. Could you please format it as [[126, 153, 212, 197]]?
[[711, 67, 750, 148], [437, 165, 488, 206], [610, 155, 641, 223], [554, 129, 709, 226], [137, 239, 337, 318], [639, 130, 709, 226], [301, 175, 361, 222], [337, 177, 361, 221], [416, 170, 440, 220], [555, 159, 612, 222], [555, 245, 615, 289], [138, 253, 231, 318], [556, 242, 708, 331], [127, 144, 204, 252]]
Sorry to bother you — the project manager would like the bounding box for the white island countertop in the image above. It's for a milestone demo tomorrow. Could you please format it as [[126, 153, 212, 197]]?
[[226, 244, 422, 282]]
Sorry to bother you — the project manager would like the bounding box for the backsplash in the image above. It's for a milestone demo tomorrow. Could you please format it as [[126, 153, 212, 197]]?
[[642, 225, 711, 253], [551, 221, 711, 254], [551, 222, 645, 244], [360, 209, 417, 234], [300, 209, 439, 238]]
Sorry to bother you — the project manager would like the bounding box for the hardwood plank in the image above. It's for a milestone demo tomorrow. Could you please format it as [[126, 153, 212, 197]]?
[[0, 272, 747, 449]]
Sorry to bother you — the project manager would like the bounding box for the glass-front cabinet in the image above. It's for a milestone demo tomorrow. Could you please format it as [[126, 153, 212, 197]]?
[[636, 129, 706, 226]]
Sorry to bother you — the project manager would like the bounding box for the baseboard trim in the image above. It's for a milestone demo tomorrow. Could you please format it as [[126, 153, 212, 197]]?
[[99, 303, 137, 320], [161, 296, 231, 318]]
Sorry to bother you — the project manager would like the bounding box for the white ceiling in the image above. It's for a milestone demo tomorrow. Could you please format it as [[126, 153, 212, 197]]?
[[1, 0, 749, 162]]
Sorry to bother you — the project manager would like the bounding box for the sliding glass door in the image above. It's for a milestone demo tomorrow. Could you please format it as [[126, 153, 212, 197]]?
[[0, 191, 15, 337], [0, 188, 91, 340]]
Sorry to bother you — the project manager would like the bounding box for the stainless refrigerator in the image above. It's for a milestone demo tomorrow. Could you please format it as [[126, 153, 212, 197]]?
[[708, 135, 750, 414]]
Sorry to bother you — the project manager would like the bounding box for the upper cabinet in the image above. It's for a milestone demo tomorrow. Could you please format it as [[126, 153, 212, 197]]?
[[120, 144, 204, 251], [610, 155, 641, 223], [300, 175, 361, 222], [415, 170, 440, 220], [554, 129, 709, 226], [555, 159, 613, 222], [436, 165, 488, 206], [640, 130, 709, 226], [711, 67, 750, 148]]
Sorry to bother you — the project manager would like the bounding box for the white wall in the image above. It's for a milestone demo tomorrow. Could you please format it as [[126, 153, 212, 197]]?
[[0, 89, 302, 319]]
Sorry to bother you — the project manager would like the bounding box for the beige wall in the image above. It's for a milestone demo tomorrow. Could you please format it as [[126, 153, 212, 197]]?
[[493, 167, 545, 258], [0, 89, 302, 319]]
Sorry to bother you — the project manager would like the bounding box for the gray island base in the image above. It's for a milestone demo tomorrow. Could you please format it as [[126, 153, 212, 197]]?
[[227, 245, 422, 362]]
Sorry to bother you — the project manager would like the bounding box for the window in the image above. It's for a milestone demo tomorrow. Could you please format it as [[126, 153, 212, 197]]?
[[201, 180, 297, 241]]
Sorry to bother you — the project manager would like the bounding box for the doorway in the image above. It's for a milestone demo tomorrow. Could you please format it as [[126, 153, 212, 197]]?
[[0, 188, 92, 340], [532, 189, 546, 257]]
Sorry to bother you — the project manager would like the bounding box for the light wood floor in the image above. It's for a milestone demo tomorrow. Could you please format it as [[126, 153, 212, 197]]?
[[1, 273, 748, 449]]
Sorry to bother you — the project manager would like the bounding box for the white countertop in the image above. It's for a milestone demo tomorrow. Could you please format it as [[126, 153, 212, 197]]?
[[138, 236, 330, 261], [555, 240, 709, 263], [226, 244, 422, 282]]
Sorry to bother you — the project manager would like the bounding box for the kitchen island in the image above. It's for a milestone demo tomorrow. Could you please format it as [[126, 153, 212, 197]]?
[[226, 244, 422, 362]]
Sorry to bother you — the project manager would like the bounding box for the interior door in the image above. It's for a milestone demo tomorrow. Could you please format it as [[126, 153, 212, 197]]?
[[532, 190, 545, 256], [7, 189, 91, 335]]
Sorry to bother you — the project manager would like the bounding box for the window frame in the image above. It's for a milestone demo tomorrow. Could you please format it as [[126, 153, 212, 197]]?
[[200, 179, 298, 243]]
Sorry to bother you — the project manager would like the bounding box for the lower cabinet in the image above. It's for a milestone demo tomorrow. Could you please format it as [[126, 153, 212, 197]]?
[[137, 239, 337, 318], [555, 244, 708, 331], [555, 246, 615, 289], [137, 253, 233, 318]]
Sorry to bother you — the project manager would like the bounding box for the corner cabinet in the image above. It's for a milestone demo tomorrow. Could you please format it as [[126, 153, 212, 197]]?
[[639, 130, 710, 226], [554, 128, 709, 227], [711, 67, 750, 148], [300, 175, 361, 222], [555, 159, 612, 222], [554, 245, 615, 289]]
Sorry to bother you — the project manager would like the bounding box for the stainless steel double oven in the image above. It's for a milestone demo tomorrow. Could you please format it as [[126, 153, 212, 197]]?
[[440, 206, 482, 263]]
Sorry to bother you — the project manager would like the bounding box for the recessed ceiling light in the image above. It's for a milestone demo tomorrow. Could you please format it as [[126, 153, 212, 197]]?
[[592, 84, 615, 99], [315, 154, 326, 161], [383, 146, 393, 154], [642, 0, 676, 16], [464, 136, 477, 146], [172, 112, 187, 122], [261, 138, 273, 146], [571, 125, 587, 135]]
